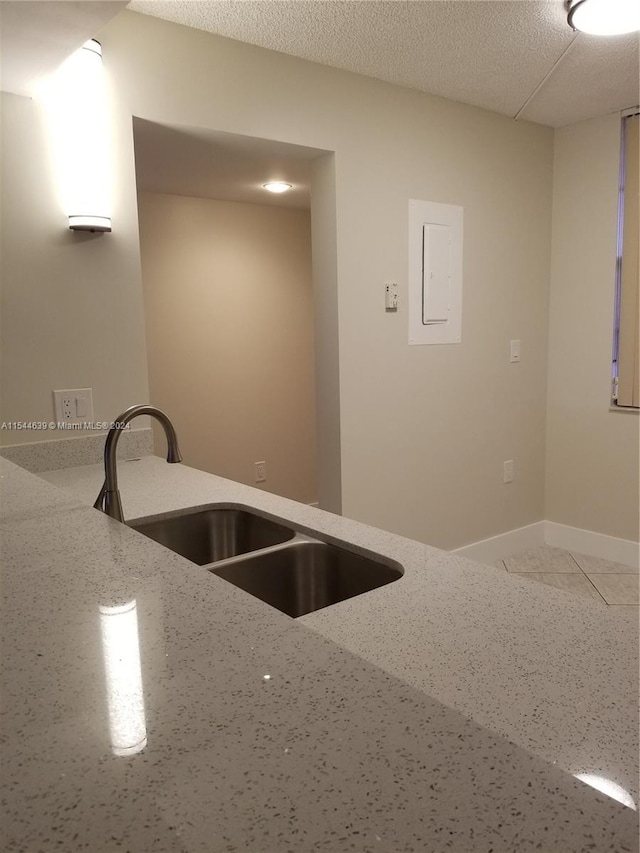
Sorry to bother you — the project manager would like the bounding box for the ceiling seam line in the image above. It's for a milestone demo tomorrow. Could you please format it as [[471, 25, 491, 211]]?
[[513, 32, 580, 122]]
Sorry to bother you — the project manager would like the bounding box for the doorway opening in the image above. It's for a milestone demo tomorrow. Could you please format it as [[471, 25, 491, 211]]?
[[133, 119, 340, 509]]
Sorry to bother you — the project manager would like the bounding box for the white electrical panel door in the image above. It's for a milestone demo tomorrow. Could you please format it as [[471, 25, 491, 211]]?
[[422, 223, 451, 325], [409, 200, 463, 345]]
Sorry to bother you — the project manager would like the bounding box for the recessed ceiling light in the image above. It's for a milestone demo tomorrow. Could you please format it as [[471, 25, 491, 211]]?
[[263, 182, 293, 193], [567, 0, 640, 35]]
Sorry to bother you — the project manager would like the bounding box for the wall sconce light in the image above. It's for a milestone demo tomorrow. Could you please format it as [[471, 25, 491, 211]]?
[[41, 39, 113, 232]]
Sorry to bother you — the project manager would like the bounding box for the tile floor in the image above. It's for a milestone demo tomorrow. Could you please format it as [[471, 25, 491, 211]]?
[[490, 546, 639, 609]]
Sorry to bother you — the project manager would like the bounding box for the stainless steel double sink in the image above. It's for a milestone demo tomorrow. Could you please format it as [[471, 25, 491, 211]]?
[[129, 505, 403, 618]]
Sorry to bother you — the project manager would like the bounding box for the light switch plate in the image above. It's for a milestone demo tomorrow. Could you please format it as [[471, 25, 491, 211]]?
[[385, 282, 399, 311], [53, 388, 94, 426], [510, 340, 521, 363]]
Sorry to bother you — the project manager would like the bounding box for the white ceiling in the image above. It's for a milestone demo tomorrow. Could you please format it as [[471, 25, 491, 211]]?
[[128, 0, 639, 128], [133, 119, 324, 207], [0, 1, 127, 97], [1, 1, 636, 208]]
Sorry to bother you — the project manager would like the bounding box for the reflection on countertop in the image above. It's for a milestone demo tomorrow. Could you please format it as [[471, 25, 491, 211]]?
[[1, 455, 638, 852], [99, 598, 147, 757]]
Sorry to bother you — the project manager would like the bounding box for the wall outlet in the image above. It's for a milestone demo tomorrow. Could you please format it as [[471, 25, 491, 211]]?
[[255, 461, 267, 483], [53, 388, 94, 426], [503, 460, 514, 484]]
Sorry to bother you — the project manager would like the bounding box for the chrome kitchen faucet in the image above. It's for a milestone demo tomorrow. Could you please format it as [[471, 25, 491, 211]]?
[[94, 404, 182, 522]]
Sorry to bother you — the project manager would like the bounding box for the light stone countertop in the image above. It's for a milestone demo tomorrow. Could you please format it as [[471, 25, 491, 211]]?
[[2, 455, 638, 852]]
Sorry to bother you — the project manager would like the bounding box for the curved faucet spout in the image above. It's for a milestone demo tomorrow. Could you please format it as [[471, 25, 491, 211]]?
[[94, 404, 182, 523]]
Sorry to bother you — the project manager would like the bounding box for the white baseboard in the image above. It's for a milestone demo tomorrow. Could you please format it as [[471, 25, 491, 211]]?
[[451, 522, 545, 563], [544, 521, 639, 570], [450, 519, 639, 570]]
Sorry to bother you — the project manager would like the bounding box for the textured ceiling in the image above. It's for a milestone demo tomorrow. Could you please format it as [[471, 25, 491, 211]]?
[[128, 0, 639, 127], [519, 29, 640, 126], [133, 119, 324, 208]]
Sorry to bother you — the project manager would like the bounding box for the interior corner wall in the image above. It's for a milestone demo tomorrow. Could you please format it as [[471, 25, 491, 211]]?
[[2, 9, 555, 550], [137, 191, 317, 505], [310, 153, 342, 514], [545, 114, 640, 543]]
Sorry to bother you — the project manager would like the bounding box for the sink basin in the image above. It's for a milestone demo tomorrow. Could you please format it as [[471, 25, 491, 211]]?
[[129, 506, 295, 565], [210, 540, 403, 617], [129, 504, 403, 617]]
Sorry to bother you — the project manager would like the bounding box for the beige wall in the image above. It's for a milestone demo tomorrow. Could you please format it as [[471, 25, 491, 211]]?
[[1, 10, 556, 549], [138, 191, 317, 504], [310, 153, 342, 514], [545, 115, 640, 542], [0, 91, 150, 439]]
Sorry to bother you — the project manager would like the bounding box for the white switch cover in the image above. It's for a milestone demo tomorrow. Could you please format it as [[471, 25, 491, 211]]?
[[503, 460, 514, 484], [510, 340, 521, 363], [385, 282, 399, 310], [53, 388, 94, 426], [75, 395, 88, 417]]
